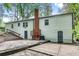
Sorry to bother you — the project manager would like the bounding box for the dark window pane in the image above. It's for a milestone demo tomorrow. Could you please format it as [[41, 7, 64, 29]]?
[[23, 22, 25, 27], [18, 23, 20, 26], [23, 22, 28, 27], [26, 22, 28, 27], [11, 24, 13, 28], [45, 19, 49, 25]]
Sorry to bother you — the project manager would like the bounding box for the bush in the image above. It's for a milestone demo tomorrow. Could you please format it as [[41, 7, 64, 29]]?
[[76, 38, 79, 41], [76, 35, 79, 41], [0, 27, 5, 32]]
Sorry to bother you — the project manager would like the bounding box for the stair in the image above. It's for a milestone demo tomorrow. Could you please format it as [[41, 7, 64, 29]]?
[[0, 30, 23, 43], [8, 32, 23, 39], [6, 29, 23, 39]]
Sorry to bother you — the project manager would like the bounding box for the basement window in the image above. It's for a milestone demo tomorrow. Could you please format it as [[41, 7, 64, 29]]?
[[18, 23, 20, 27], [11, 24, 13, 28], [45, 19, 49, 26]]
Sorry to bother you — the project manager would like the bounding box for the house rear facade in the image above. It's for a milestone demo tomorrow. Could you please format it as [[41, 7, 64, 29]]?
[[5, 13, 74, 43]]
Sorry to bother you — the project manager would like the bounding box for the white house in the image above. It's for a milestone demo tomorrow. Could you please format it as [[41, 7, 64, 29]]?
[[5, 13, 74, 43]]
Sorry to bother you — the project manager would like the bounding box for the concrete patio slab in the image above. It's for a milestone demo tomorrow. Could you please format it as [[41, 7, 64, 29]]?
[[9, 49, 47, 56], [0, 40, 41, 53], [1, 40, 79, 56], [58, 44, 79, 56], [29, 43, 79, 56], [29, 43, 60, 55]]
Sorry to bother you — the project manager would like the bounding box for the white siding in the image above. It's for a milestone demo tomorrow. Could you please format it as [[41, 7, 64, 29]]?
[[5, 20, 33, 39], [5, 13, 73, 43], [39, 14, 72, 43]]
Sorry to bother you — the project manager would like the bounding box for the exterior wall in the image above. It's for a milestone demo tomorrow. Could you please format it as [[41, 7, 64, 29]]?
[[39, 14, 72, 43], [5, 20, 33, 39], [5, 13, 73, 43]]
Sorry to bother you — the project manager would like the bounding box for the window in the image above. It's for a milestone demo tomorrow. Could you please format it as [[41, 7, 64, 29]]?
[[18, 23, 20, 26], [25, 22, 28, 27], [23, 22, 28, 27], [11, 24, 13, 28], [45, 19, 49, 25], [23, 22, 25, 27]]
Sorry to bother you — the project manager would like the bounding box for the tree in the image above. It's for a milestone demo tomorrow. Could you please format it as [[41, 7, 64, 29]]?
[[62, 3, 79, 40], [3, 3, 53, 21], [0, 4, 4, 27]]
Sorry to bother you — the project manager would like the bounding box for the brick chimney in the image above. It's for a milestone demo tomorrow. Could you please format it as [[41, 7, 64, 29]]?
[[32, 9, 40, 40]]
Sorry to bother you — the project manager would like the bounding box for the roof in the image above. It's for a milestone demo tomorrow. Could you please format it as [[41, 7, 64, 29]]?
[[5, 13, 73, 24]]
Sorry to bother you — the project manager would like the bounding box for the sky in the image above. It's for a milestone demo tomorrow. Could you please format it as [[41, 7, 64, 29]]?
[[52, 3, 63, 14], [3, 3, 64, 22]]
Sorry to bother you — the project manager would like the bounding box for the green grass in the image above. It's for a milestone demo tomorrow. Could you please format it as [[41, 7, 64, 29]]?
[[0, 20, 5, 32]]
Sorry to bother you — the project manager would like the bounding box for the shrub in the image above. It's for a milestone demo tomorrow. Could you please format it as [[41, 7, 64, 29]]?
[[76, 35, 79, 41], [0, 27, 5, 32]]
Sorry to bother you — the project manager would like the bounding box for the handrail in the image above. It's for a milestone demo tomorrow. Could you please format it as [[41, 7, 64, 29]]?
[[6, 29, 20, 36]]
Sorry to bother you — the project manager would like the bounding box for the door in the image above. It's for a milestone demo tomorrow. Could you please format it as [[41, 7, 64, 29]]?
[[24, 31, 27, 39], [58, 31, 63, 43]]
